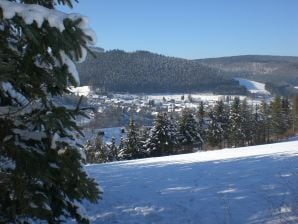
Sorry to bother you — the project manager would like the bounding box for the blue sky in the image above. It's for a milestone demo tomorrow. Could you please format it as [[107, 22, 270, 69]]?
[[62, 0, 298, 59]]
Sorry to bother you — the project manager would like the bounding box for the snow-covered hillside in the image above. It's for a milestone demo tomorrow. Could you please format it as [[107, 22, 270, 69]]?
[[235, 78, 270, 95], [84, 141, 298, 224]]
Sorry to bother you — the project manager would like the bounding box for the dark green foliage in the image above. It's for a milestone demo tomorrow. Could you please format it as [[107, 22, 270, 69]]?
[[207, 100, 229, 148], [197, 101, 206, 138], [228, 97, 245, 147], [179, 109, 203, 152], [84, 134, 108, 163], [77, 50, 248, 94], [241, 99, 254, 145], [265, 82, 298, 97], [146, 113, 177, 157], [107, 137, 118, 161], [119, 119, 142, 159], [271, 96, 286, 139], [0, 1, 100, 223], [198, 55, 298, 97]]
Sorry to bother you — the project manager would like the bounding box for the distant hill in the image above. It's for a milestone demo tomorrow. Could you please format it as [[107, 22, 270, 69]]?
[[78, 51, 298, 96], [77, 50, 247, 94], [198, 55, 298, 96]]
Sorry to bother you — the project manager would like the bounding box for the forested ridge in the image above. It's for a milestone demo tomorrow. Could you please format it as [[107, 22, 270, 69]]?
[[198, 55, 298, 96], [77, 50, 247, 94]]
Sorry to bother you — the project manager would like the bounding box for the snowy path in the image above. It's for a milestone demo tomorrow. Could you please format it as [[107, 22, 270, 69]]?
[[85, 141, 298, 224]]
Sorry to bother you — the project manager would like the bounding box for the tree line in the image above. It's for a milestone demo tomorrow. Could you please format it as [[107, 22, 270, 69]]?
[[85, 95, 298, 163], [77, 50, 247, 95]]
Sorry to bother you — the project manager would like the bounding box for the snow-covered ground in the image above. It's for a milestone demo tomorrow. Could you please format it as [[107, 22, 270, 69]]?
[[84, 140, 298, 224], [235, 78, 270, 95], [295, 86, 298, 89]]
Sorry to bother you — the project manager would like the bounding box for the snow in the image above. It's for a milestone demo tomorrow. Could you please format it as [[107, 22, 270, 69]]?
[[83, 127, 127, 146], [0, 0, 97, 84], [1, 82, 29, 106], [0, 0, 95, 39], [295, 87, 298, 89], [69, 86, 91, 97], [59, 50, 80, 85], [83, 140, 298, 223], [0, 156, 15, 170], [235, 78, 270, 95], [13, 128, 46, 141], [101, 127, 126, 145]]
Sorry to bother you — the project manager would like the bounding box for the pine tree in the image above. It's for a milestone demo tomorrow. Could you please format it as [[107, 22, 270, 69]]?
[[281, 97, 291, 133], [168, 114, 180, 153], [85, 133, 108, 163], [84, 140, 95, 163], [228, 97, 244, 147], [179, 109, 203, 152], [146, 113, 175, 157], [107, 137, 118, 161], [126, 119, 141, 159], [197, 101, 206, 139], [207, 108, 223, 148], [260, 100, 272, 143], [252, 104, 266, 145], [271, 96, 286, 140], [118, 137, 128, 160], [241, 99, 253, 146], [0, 1, 100, 223], [207, 100, 229, 149], [118, 119, 141, 160]]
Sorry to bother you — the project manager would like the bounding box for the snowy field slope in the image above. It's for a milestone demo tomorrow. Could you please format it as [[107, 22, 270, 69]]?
[[235, 78, 270, 95], [84, 141, 298, 224]]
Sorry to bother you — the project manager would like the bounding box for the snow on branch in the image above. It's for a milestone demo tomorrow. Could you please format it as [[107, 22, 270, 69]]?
[[0, 0, 95, 37], [0, 0, 97, 85], [59, 50, 80, 85], [1, 82, 29, 106], [0, 0, 96, 49]]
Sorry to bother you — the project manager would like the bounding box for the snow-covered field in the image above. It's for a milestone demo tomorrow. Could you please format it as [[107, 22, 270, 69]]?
[[84, 140, 298, 224], [235, 78, 270, 95]]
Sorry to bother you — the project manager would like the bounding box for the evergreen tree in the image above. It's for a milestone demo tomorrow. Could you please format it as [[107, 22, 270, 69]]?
[[0, 1, 100, 223], [85, 133, 108, 163], [207, 100, 229, 148], [118, 119, 141, 160], [179, 109, 203, 151], [197, 101, 206, 139], [126, 119, 141, 159], [271, 96, 286, 140], [228, 97, 245, 147], [107, 137, 118, 161], [252, 104, 266, 145], [281, 97, 292, 133], [84, 140, 95, 163], [241, 99, 253, 145], [207, 108, 223, 148], [146, 113, 175, 157], [118, 137, 128, 160], [168, 113, 180, 153]]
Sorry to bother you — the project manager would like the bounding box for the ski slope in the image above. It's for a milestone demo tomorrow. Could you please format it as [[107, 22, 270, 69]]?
[[235, 78, 270, 95], [84, 141, 298, 224]]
